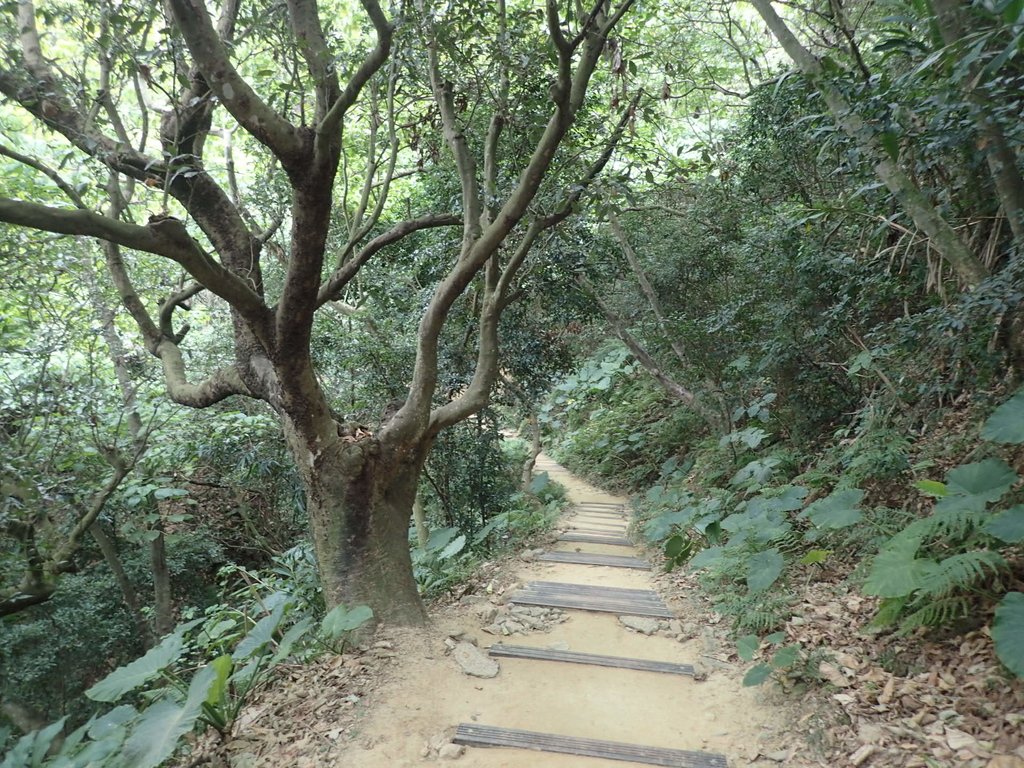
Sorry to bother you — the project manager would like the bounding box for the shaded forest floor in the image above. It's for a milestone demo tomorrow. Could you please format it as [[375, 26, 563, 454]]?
[[181, 457, 1022, 768]]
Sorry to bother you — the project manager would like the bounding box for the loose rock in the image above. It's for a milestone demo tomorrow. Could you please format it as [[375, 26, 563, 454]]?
[[438, 743, 465, 760], [452, 642, 499, 678], [619, 615, 660, 635]]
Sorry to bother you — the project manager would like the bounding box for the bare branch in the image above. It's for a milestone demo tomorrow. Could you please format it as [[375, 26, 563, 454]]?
[[423, 18, 482, 248], [577, 274, 700, 406], [158, 282, 204, 340], [317, 0, 395, 143], [165, 0, 302, 160], [316, 213, 461, 306]]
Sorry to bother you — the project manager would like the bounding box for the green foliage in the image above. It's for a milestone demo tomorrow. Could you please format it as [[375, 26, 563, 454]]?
[[736, 632, 803, 687], [981, 387, 1024, 443], [5, 548, 374, 767], [320, 604, 374, 652], [411, 452, 567, 596], [422, 410, 521, 544], [85, 630, 191, 703], [864, 452, 1018, 651], [992, 593, 1024, 678], [799, 488, 865, 530]]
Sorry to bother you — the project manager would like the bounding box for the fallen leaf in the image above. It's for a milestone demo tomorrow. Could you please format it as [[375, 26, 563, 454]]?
[[820, 661, 852, 687]]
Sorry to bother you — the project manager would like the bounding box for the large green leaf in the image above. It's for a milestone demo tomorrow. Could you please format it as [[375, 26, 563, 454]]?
[[688, 546, 725, 570], [981, 387, 1024, 444], [914, 479, 947, 497], [424, 526, 459, 552], [801, 488, 864, 529], [123, 664, 217, 768], [87, 704, 138, 741], [742, 663, 772, 686], [233, 603, 285, 661], [736, 634, 759, 661], [31, 717, 67, 766], [437, 533, 466, 560], [746, 548, 784, 593], [946, 459, 1017, 502], [321, 604, 374, 641], [204, 654, 234, 713], [864, 538, 936, 598], [644, 509, 694, 541], [992, 592, 1024, 679], [86, 633, 186, 703], [983, 504, 1024, 543], [272, 616, 314, 663]]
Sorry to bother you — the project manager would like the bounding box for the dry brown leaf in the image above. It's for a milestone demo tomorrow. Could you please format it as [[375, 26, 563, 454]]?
[[820, 661, 852, 687]]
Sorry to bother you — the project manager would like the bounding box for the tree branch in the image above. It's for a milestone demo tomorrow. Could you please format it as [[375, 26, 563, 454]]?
[[316, 0, 394, 144], [316, 213, 461, 306], [396, 1, 633, 440], [0, 198, 270, 322], [165, 0, 302, 160]]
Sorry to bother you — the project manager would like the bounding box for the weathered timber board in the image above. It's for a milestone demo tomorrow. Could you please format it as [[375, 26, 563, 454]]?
[[489, 643, 694, 676], [558, 532, 633, 546], [538, 551, 650, 570], [510, 581, 673, 618], [571, 520, 627, 526], [526, 581, 659, 598], [453, 724, 727, 768]]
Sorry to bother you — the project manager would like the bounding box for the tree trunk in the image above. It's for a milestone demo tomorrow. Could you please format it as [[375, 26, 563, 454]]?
[[520, 413, 541, 489], [90, 523, 152, 648], [150, 528, 174, 637], [412, 491, 429, 549], [291, 434, 428, 626]]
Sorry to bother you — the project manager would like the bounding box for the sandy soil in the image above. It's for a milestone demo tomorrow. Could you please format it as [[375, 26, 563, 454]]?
[[332, 456, 801, 767]]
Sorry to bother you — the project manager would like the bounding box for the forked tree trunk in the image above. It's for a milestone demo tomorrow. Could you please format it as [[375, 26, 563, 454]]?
[[290, 434, 429, 626]]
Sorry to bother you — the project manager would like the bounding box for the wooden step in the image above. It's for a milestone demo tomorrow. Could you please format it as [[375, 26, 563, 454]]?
[[558, 532, 633, 546], [489, 643, 694, 676], [509, 581, 673, 618], [453, 724, 727, 767], [538, 551, 650, 570]]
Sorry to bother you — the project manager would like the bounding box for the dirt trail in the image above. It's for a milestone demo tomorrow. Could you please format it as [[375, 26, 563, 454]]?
[[333, 456, 797, 767]]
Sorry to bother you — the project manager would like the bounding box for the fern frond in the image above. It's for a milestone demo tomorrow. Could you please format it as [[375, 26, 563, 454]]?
[[736, 610, 784, 633], [916, 550, 1006, 599], [921, 504, 986, 544], [770, 530, 803, 554], [899, 596, 972, 632]]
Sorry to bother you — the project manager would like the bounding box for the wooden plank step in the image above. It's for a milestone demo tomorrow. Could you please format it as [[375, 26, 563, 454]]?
[[573, 509, 627, 516], [526, 581, 658, 598], [558, 533, 633, 546], [538, 551, 650, 570], [510, 582, 673, 618], [567, 528, 628, 537], [453, 724, 726, 767], [489, 643, 694, 676]]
